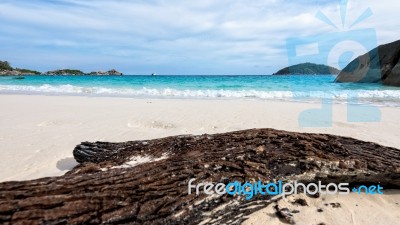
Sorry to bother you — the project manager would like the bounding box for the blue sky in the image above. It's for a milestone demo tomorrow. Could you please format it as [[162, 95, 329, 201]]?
[[0, 0, 398, 75]]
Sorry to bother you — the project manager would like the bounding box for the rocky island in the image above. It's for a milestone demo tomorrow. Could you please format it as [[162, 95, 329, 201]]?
[[273, 62, 340, 75], [45, 69, 85, 76], [45, 69, 123, 76], [89, 69, 123, 76], [335, 39, 400, 86], [0, 61, 41, 75], [0, 60, 124, 76]]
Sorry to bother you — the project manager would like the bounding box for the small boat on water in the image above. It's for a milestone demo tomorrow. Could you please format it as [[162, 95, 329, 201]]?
[[13, 76, 25, 80], [151, 73, 157, 76]]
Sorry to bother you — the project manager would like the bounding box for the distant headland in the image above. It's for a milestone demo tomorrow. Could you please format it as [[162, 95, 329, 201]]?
[[273, 62, 340, 75], [0, 61, 123, 76]]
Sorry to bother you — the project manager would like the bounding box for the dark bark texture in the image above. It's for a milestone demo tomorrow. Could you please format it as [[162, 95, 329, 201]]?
[[0, 128, 399, 224]]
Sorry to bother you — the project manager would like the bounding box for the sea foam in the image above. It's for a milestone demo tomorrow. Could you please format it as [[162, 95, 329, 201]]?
[[1, 84, 400, 106]]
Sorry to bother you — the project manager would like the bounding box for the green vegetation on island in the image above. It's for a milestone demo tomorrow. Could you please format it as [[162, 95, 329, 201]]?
[[45, 69, 123, 76], [45, 69, 85, 75], [0, 61, 41, 75], [15, 68, 41, 75], [0, 61, 13, 71], [273, 63, 340, 75], [0, 60, 124, 76]]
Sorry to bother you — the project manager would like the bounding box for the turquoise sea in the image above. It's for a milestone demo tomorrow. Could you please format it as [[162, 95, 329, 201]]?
[[1, 75, 400, 106]]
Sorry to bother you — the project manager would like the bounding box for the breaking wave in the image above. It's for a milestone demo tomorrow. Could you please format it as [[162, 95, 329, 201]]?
[[1, 84, 400, 106]]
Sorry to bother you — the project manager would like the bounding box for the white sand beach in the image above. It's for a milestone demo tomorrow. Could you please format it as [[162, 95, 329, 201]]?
[[244, 190, 400, 225], [1, 94, 400, 181], [0, 94, 399, 225]]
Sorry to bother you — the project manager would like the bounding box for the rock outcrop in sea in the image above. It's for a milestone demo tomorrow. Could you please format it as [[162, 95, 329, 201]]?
[[44, 69, 123, 76], [45, 69, 85, 76], [45, 69, 123, 76], [89, 69, 123, 76], [335, 40, 400, 86], [0, 128, 399, 224]]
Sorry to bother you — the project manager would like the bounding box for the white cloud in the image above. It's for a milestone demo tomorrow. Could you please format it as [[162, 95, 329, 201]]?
[[0, 0, 398, 74]]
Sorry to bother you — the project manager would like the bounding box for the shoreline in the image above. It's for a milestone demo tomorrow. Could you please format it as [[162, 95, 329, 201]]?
[[2, 74, 400, 108], [1, 91, 400, 109]]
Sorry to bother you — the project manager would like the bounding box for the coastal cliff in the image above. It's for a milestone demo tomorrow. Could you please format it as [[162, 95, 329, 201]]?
[[335, 40, 400, 86], [273, 63, 340, 75]]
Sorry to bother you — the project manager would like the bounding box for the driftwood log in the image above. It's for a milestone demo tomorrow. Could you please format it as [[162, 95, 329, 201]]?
[[0, 128, 399, 224]]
